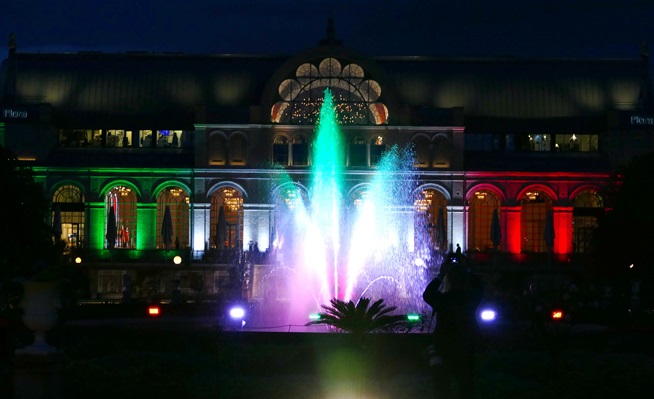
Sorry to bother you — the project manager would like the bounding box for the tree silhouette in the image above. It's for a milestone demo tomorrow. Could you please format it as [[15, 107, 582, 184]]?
[[595, 151, 654, 282], [0, 146, 57, 283]]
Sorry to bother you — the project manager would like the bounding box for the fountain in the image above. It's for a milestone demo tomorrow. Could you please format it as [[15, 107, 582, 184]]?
[[261, 88, 434, 327]]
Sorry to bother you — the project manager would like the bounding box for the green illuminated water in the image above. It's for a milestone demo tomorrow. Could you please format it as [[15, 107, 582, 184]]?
[[309, 89, 345, 299], [273, 88, 428, 324]]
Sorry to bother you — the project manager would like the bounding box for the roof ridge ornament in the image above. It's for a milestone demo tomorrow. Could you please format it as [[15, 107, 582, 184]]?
[[319, 16, 342, 46]]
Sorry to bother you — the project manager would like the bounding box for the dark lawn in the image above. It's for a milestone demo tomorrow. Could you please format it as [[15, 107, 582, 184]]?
[[42, 320, 654, 399]]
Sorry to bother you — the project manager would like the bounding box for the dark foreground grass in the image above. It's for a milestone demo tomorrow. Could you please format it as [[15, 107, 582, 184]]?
[[43, 321, 654, 398]]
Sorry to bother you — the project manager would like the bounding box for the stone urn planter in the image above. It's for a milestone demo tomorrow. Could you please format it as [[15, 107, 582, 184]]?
[[19, 280, 61, 353]]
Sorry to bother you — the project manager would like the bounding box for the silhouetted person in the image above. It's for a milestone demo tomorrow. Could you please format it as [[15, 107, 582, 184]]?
[[172, 132, 179, 147], [253, 242, 260, 262], [423, 262, 483, 399], [171, 279, 182, 304], [456, 243, 462, 255]]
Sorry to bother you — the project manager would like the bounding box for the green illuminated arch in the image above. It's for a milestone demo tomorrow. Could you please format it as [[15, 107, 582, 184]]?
[[49, 180, 85, 199], [152, 181, 192, 199], [99, 180, 142, 199]]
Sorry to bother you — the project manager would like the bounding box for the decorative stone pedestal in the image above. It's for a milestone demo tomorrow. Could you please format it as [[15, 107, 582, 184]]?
[[13, 349, 64, 399], [14, 280, 64, 397], [20, 281, 61, 353]]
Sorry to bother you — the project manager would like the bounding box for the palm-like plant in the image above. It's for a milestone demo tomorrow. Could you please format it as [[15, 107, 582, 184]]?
[[306, 297, 406, 337]]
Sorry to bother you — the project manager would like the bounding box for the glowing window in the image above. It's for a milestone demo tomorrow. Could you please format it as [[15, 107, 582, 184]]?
[[278, 184, 308, 212], [468, 190, 501, 252], [415, 189, 448, 252], [156, 187, 190, 250], [106, 186, 137, 250], [555, 134, 599, 152], [211, 187, 244, 250], [520, 191, 552, 253], [572, 190, 603, 253], [351, 189, 370, 211], [52, 185, 85, 252]]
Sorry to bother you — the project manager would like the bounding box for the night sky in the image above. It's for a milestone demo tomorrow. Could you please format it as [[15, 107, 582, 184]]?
[[1, 0, 653, 59]]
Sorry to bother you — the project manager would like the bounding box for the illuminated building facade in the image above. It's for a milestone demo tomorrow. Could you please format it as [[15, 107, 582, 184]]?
[[1, 30, 653, 299]]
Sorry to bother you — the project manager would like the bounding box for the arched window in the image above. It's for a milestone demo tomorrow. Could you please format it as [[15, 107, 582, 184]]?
[[349, 136, 367, 167], [433, 135, 451, 167], [272, 135, 290, 165], [273, 183, 309, 264], [228, 134, 247, 166], [468, 190, 501, 252], [52, 185, 85, 251], [211, 187, 244, 250], [271, 58, 388, 125], [350, 188, 369, 212], [292, 136, 309, 166], [277, 184, 308, 212], [415, 189, 448, 252], [156, 187, 190, 250], [572, 190, 603, 253], [208, 133, 226, 165], [412, 136, 431, 168], [106, 186, 137, 249], [520, 190, 553, 253]]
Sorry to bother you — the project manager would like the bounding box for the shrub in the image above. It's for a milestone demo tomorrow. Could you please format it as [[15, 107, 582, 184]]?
[[305, 297, 405, 338]]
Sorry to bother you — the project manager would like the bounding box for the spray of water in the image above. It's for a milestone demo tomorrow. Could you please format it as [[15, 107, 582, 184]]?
[[268, 88, 431, 325]]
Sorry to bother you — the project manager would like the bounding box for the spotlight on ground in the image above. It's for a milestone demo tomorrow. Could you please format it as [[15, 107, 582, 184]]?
[[173, 255, 182, 265], [227, 306, 247, 330], [479, 308, 497, 322], [406, 313, 421, 322], [74, 256, 82, 264], [148, 306, 160, 316], [551, 309, 564, 320], [229, 306, 245, 320]]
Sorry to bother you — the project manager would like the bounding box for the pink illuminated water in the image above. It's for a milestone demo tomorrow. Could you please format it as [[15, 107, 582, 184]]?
[[262, 89, 432, 327]]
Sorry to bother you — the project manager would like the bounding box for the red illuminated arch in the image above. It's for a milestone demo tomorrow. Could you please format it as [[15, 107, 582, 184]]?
[[465, 183, 505, 203], [515, 184, 558, 203]]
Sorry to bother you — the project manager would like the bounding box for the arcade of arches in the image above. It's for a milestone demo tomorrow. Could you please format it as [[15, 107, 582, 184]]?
[[51, 183, 602, 256]]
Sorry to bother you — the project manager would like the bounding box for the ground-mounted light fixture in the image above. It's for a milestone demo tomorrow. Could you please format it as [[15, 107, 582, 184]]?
[[479, 308, 497, 322], [228, 305, 246, 329], [406, 313, 421, 322]]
